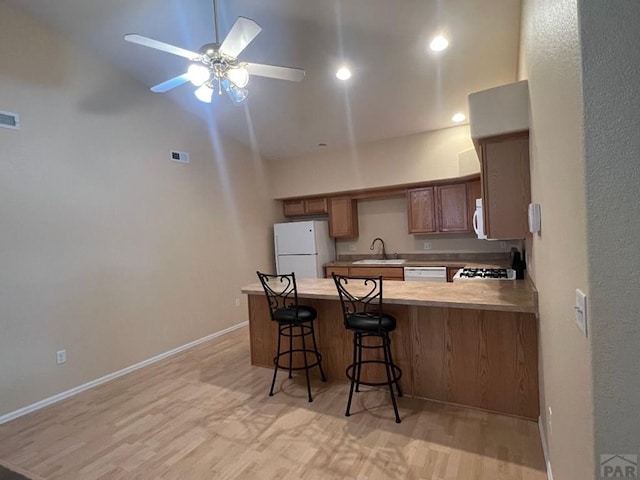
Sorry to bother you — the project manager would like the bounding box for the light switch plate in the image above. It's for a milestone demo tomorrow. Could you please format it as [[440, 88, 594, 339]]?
[[575, 289, 587, 337]]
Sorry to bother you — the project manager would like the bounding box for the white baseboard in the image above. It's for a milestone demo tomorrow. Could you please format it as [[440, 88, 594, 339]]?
[[0, 321, 248, 425], [538, 416, 554, 480]]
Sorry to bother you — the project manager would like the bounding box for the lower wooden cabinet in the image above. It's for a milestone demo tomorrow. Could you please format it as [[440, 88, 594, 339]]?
[[325, 266, 350, 278], [325, 266, 404, 281], [328, 197, 358, 238]]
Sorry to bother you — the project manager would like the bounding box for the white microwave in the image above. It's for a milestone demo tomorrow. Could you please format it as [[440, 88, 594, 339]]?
[[472, 198, 487, 239]]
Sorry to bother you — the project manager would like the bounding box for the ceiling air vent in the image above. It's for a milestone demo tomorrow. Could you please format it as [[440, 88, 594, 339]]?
[[170, 150, 189, 164], [0, 111, 20, 130]]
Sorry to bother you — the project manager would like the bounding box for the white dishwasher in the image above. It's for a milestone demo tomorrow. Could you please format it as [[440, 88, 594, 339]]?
[[403, 266, 447, 282]]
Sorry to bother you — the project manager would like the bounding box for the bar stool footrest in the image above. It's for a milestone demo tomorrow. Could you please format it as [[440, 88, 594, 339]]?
[[346, 360, 402, 387], [274, 349, 323, 371]]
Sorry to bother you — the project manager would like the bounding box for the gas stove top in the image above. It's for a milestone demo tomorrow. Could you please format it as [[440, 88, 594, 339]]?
[[453, 268, 516, 281]]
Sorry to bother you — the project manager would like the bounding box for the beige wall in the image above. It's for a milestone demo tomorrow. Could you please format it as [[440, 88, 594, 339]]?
[[519, 0, 594, 478], [578, 1, 640, 468], [336, 196, 518, 256], [268, 126, 475, 199], [0, 3, 279, 418]]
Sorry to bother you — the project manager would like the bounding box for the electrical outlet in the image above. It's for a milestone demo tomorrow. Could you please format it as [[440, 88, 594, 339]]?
[[56, 349, 66, 365], [547, 406, 553, 435], [423, 242, 432, 250], [235, 298, 240, 307], [500, 241, 507, 249], [349, 243, 357, 252]]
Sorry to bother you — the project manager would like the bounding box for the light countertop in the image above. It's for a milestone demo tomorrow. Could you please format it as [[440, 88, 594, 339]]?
[[241, 277, 537, 314]]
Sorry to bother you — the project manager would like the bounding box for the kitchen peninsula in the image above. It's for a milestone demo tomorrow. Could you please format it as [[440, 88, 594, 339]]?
[[241, 278, 539, 419]]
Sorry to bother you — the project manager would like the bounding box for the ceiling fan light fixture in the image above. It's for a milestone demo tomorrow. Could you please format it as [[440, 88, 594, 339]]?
[[222, 79, 248, 104], [336, 67, 352, 81], [187, 64, 210, 86], [227, 66, 249, 88], [429, 35, 449, 52], [195, 84, 214, 103]]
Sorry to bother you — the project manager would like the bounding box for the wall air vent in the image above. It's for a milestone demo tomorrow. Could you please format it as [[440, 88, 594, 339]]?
[[0, 111, 20, 130], [170, 150, 189, 164]]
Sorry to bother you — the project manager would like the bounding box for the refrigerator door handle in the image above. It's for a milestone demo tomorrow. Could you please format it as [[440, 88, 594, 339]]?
[[274, 235, 279, 274]]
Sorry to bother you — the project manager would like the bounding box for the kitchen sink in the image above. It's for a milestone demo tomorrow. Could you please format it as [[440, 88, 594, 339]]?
[[352, 259, 407, 265]]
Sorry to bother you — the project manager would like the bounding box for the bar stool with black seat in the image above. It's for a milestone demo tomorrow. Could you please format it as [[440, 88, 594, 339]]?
[[256, 271, 327, 402], [332, 274, 403, 423]]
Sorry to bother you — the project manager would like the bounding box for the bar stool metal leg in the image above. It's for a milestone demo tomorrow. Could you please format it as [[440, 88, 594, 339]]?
[[355, 333, 363, 392], [269, 324, 283, 396], [345, 333, 359, 417], [382, 333, 401, 423], [309, 321, 327, 382], [387, 338, 403, 398], [288, 325, 294, 379], [299, 324, 313, 402]]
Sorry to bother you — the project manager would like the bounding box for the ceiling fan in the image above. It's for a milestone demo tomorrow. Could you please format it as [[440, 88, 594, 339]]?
[[124, 0, 305, 104]]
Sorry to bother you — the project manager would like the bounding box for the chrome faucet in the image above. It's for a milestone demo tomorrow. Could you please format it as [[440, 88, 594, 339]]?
[[370, 237, 387, 260]]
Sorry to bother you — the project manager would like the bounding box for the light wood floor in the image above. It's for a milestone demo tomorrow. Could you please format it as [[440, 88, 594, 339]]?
[[0, 327, 547, 480]]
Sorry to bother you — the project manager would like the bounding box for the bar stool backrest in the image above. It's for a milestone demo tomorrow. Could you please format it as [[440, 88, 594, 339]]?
[[332, 274, 384, 329], [256, 271, 299, 321]]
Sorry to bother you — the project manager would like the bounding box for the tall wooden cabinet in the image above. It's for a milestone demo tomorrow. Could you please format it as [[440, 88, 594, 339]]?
[[478, 132, 531, 239], [407, 182, 470, 234]]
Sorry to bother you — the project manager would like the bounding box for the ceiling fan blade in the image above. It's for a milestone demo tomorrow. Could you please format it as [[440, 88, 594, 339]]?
[[219, 17, 262, 58], [150, 73, 191, 93], [124, 34, 199, 60], [246, 63, 305, 82]]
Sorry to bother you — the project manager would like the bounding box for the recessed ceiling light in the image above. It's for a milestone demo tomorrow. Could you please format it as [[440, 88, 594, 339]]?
[[451, 112, 466, 123], [429, 36, 449, 52], [336, 67, 352, 81]]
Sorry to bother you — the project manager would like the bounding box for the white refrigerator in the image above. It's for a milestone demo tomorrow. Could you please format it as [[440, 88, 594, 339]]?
[[274, 221, 335, 278]]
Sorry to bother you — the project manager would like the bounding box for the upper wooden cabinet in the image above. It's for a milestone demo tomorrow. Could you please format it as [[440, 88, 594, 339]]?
[[407, 187, 436, 234], [436, 183, 469, 232], [328, 197, 358, 238], [479, 132, 531, 239], [408, 183, 470, 234], [283, 197, 328, 217]]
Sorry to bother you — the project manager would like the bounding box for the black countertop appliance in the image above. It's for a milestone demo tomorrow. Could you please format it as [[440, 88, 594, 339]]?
[[510, 248, 526, 280]]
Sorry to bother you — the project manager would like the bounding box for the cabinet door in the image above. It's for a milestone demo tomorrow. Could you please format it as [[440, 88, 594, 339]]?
[[349, 267, 404, 280], [407, 187, 436, 234], [283, 199, 305, 217], [481, 134, 531, 239], [325, 266, 350, 278], [305, 198, 328, 215], [436, 183, 469, 232], [328, 197, 359, 238]]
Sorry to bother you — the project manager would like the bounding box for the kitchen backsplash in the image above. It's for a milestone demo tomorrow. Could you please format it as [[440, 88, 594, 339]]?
[[336, 196, 521, 255]]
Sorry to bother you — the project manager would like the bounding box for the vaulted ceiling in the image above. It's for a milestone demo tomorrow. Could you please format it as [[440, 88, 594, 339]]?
[[7, 0, 521, 160]]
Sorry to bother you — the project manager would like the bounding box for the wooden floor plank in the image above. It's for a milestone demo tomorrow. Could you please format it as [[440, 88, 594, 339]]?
[[0, 327, 547, 480]]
